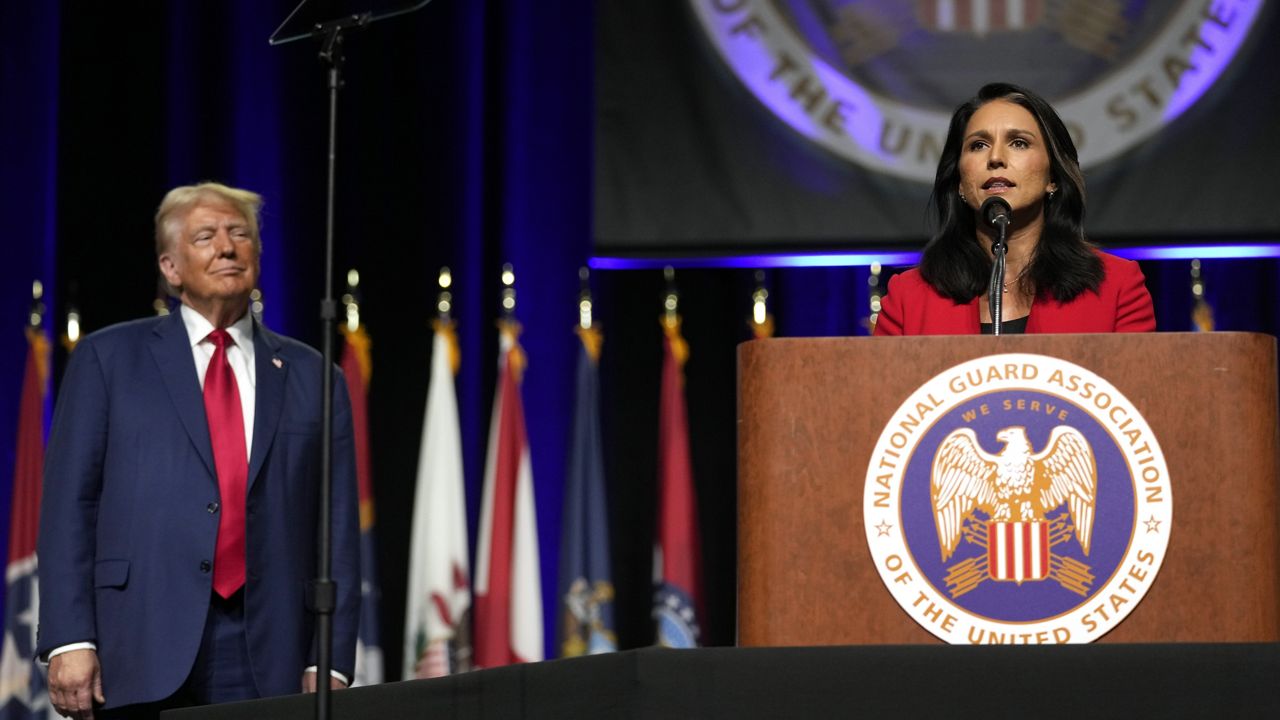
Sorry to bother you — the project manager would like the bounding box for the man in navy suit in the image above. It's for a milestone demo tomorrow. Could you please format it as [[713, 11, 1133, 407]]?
[[36, 183, 361, 718]]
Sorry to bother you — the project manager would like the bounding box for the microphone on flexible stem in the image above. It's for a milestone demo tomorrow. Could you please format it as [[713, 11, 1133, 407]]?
[[980, 197, 1012, 336]]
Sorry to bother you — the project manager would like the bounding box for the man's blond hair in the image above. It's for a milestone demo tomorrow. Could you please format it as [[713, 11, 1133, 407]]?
[[154, 182, 263, 257]]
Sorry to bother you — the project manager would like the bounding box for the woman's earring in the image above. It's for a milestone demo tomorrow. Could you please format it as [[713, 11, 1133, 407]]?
[[1048, 189, 1056, 201], [959, 190, 966, 202]]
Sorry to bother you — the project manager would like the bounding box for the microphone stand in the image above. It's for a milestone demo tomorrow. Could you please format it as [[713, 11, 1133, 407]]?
[[312, 17, 368, 720], [988, 217, 1009, 336], [267, 6, 432, 717]]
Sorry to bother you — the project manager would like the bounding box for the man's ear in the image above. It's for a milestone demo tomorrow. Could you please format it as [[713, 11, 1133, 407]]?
[[158, 254, 182, 291]]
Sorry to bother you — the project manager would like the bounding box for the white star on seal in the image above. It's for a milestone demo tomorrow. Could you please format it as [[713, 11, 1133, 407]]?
[[875, 520, 893, 537], [1144, 515, 1162, 533]]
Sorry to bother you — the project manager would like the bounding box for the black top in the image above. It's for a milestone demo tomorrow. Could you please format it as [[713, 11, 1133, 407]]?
[[980, 314, 1030, 334]]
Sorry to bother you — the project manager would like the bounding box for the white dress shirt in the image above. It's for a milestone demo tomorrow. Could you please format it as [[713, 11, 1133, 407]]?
[[182, 304, 256, 455]]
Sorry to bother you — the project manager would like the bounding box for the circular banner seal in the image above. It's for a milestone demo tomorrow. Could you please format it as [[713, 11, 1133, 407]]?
[[690, 0, 1265, 183], [863, 353, 1171, 644]]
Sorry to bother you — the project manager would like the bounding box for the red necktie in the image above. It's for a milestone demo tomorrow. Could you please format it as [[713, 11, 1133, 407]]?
[[204, 329, 247, 598]]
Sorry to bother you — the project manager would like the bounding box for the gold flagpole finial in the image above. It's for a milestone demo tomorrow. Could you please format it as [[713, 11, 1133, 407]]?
[[153, 276, 171, 316], [1191, 259, 1214, 332], [28, 280, 45, 330], [26, 282, 52, 381], [576, 267, 603, 362], [250, 288, 265, 325], [660, 266, 688, 365], [578, 267, 593, 330], [61, 305, 80, 353], [662, 265, 679, 328], [501, 262, 516, 317], [340, 269, 373, 383], [436, 266, 454, 319], [498, 263, 525, 380], [749, 269, 774, 339], [865, 262, 884, 334], [432, 267, 461, 374], [342, 269, 361, 332]]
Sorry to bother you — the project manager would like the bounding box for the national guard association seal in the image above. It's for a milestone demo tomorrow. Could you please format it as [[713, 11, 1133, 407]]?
[[863, 353, 1171, 643]]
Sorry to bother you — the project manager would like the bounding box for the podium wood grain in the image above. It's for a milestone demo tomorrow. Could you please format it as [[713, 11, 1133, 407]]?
[[737, 333, 1280, 645]]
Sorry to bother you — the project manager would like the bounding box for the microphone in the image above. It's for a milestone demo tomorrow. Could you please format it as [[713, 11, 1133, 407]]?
[[980, 197, 1012, 335], [981, 196, 1012, 230]]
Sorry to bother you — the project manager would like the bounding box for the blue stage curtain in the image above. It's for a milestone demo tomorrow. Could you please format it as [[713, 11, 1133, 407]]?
[[0, 0, 61, 626]]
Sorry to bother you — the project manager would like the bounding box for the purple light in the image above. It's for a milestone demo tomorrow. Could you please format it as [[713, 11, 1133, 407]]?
[[1110, 244, 1280, 261], [592, 243, 1280, 269], [1164, 2, 1263, 121], [590, 251, 921, 270]]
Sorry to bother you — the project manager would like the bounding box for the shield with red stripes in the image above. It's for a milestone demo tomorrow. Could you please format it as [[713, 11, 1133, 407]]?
[[987, 521, 1050, 583], [915, 0, 1046, 34]]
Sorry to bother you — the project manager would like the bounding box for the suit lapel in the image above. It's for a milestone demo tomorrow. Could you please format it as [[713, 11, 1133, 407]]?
[[149, 311, 217, 481], [249, 320, 286, 492]]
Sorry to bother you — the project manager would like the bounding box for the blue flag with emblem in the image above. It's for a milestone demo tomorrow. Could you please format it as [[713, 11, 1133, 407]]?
[[557, 326, 617, 657]]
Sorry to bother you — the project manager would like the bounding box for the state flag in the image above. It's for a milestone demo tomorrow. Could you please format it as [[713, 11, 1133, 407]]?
[[403, 321, 472, 678], [474, 321, 543, 667]]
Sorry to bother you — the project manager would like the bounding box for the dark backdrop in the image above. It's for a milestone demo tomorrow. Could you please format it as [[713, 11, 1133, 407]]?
[[1, 0, 1278, 685]]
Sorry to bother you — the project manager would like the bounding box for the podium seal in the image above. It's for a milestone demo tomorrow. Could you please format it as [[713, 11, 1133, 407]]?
[[864, 353, 1171, 643]]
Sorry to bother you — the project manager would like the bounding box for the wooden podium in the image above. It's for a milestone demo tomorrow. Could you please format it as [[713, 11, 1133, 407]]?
[[737, 333, 1280, 645]]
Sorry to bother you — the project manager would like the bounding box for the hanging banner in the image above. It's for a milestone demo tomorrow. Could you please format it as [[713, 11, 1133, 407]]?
[[596, 1, 1277, 252]]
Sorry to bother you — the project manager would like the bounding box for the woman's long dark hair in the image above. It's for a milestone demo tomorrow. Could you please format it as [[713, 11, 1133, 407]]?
[[919, 83, 1103, 303]]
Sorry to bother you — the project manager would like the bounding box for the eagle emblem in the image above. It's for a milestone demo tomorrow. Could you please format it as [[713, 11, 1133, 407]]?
[[931, 426, 1098, 596]]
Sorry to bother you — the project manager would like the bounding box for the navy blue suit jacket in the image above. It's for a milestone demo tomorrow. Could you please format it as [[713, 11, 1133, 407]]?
[[36, 310, 360, 709]]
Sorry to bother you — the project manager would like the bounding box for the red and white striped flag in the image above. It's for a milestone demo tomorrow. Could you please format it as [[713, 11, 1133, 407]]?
[[474, 321, 543, 667]]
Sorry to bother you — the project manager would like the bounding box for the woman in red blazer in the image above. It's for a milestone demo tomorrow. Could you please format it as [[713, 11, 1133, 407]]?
[[874, 83, 1155, 336]]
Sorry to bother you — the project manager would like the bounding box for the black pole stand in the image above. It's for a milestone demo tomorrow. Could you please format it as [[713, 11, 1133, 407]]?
[[267, 5, 432, 719], [313, 14, 368, 720]]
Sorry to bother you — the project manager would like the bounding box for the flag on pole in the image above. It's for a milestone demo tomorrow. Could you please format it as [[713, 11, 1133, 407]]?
[[474, 319, 543, 667], [403, 319, 472, 679], [0, 326, 51, 718], [340, 323, 383, 686], [557, 325, 616, 657], [653, 313, 703, 648]]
